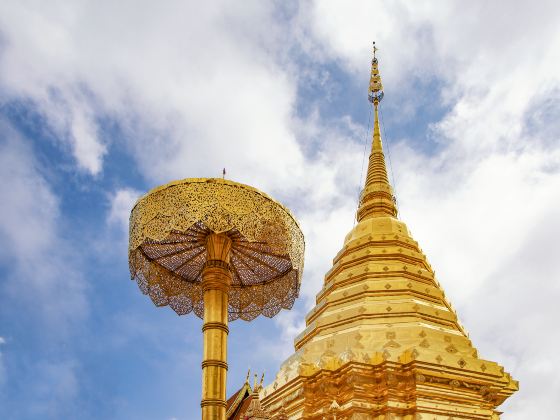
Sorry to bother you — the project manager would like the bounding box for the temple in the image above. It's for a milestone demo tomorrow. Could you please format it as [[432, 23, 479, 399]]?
[[253, 47, 518, 419], [227, 372, 273, 420]]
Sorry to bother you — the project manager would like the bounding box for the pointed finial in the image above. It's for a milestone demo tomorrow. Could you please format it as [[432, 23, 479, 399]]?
[[253, 373, 258, 390], [222, 168, 226, 179], [368, 42, 384, 105], [259, 372, 265, 389], [245, 368, 251, 384], [357, 44, 397, 221]]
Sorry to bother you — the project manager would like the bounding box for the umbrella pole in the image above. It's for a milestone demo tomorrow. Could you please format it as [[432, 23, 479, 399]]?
[[201, 233, 232, 420]]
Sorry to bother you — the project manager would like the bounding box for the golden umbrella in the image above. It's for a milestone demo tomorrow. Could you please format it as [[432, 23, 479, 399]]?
[[128, 178, 305, 420]]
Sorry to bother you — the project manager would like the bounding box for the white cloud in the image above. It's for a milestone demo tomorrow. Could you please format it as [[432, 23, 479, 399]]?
[[0, 1, 306, 184], [68, 99, 106, 175], [0, 119, 87, 332], [0, 121, 87, 417], [0, 126, 58, 258], [108, 188, 142, 233], [462, 206, 560, 417]]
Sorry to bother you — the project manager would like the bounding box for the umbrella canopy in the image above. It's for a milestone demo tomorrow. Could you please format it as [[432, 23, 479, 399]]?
[[129, 178, 305, 321]]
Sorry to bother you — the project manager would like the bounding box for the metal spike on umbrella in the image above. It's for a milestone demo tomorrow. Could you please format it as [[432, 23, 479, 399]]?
[[128, 178, 305, 420]]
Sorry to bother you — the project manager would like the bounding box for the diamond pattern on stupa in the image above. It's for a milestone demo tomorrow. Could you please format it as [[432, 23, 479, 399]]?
[[260, 47, 518, 420]]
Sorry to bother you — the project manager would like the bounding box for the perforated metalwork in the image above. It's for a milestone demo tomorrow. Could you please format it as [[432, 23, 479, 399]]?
[[128, 178, 305, 321]]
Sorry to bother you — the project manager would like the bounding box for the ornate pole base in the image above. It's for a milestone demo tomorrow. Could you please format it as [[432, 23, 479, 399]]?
[[201, 233, 232, 420]]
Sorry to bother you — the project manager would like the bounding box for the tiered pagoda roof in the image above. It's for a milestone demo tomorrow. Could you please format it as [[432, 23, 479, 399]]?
[[227, 373, 272, 420]]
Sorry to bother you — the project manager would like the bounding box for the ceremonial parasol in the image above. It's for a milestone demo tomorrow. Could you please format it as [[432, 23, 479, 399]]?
[[128, 178, 304, 419]]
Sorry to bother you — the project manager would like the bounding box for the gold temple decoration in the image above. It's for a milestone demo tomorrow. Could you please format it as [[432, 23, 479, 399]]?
[[129, 178, 304, 321], [129, 178, 304, 419], [226, 372, 272, 419], [261, 44, 518, 419], [358, 43, 397, 222]]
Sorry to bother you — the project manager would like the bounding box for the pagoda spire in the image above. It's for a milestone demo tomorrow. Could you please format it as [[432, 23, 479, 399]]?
[[261, 42, 518, 420], [357, 44, 398, 221]]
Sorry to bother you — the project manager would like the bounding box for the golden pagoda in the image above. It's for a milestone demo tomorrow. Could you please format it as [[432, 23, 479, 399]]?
[[259, 46, 518, 419]]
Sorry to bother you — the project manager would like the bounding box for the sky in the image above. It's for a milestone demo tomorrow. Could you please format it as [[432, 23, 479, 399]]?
[[0, 1, 559, 419]]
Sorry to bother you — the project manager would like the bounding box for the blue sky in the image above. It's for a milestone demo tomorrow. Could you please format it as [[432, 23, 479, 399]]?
[[1, 1, 560, 419]]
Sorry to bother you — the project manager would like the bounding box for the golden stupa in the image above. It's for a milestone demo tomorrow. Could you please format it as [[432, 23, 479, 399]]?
[[259, 46, 518, 419]]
